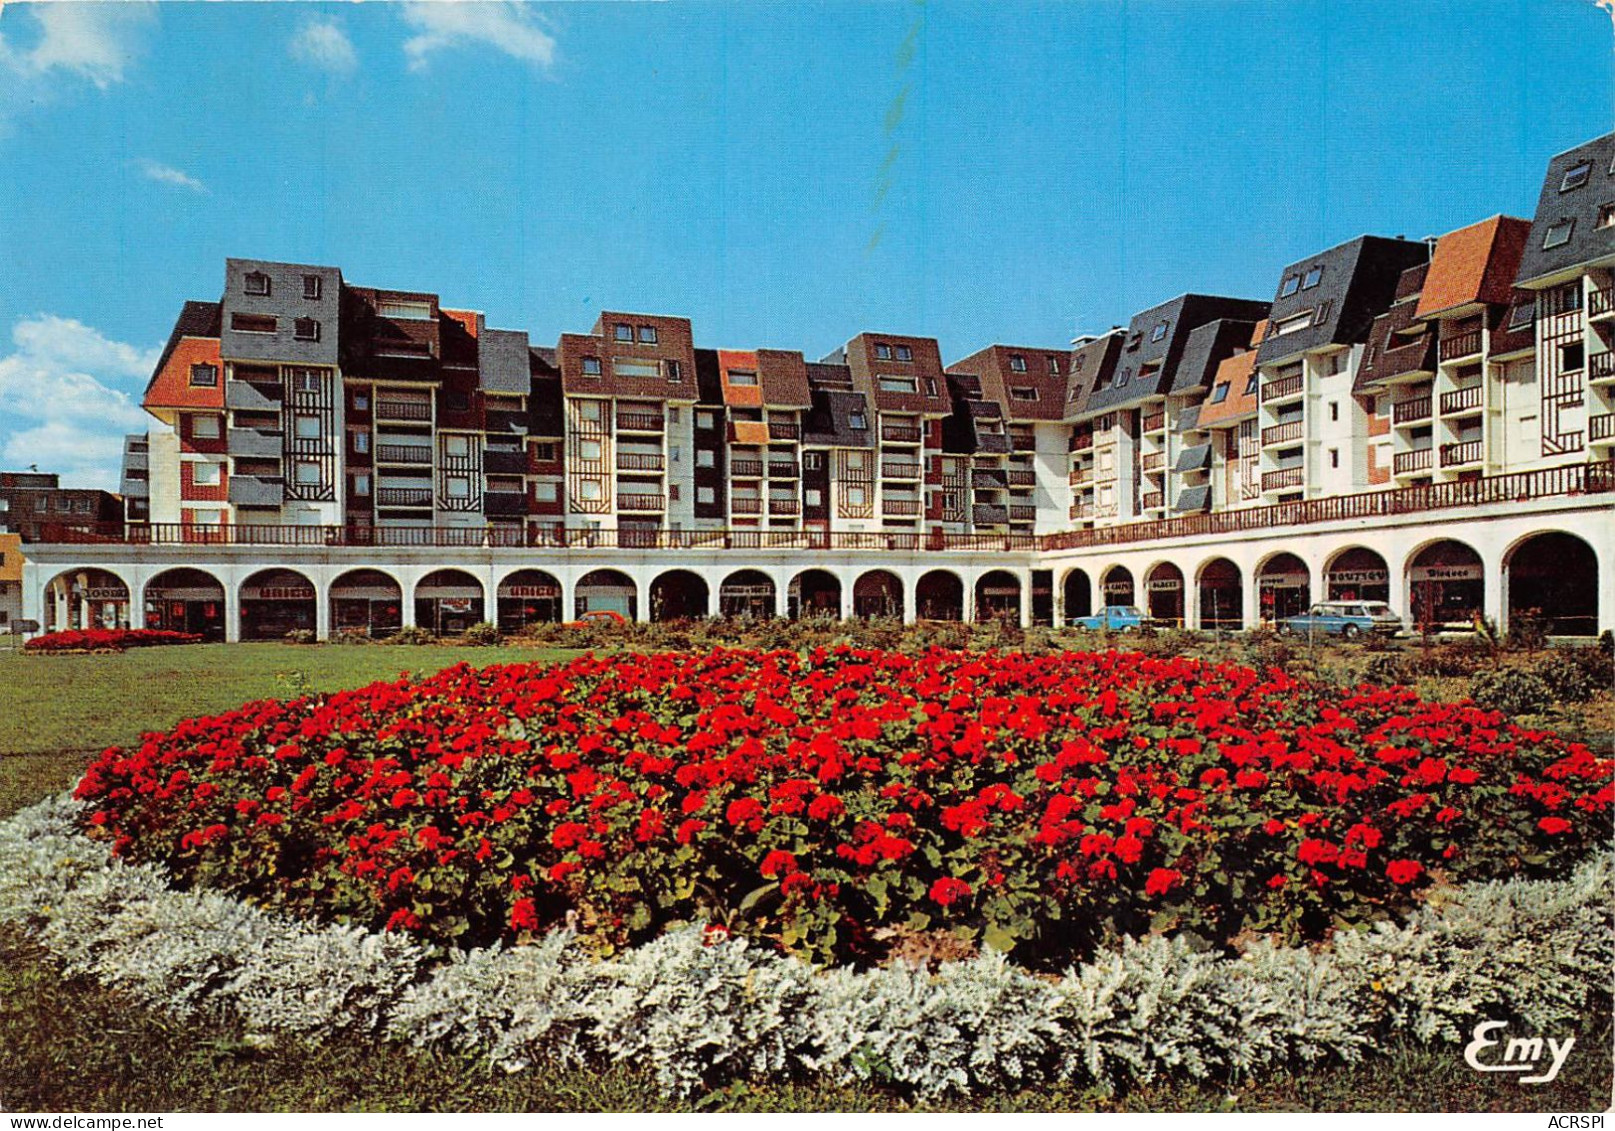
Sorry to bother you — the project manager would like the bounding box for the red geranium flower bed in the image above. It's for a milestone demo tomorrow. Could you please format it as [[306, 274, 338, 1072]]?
[[73, 648, 1612, 964], [26, 628, 204, 653]]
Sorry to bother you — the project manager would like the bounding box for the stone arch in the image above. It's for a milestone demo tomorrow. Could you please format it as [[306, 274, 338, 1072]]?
[[498, 568, 566, 631], [1143, 561, 1186, 626], [719, 569, 776, 619], [1100, 564, 1135, 608], [1195, 557, 1242, 631], [1256, 551, 1311, 623], [1324, 546, 1391, 603], [648, 569, 710, 621], [575, 569, 638, 621], [974, 569, 1021, 623], [330, 568, 404, 638], [1405, 539, 1485, 633], [916, 569, 965, 621], [853, 569, 904, 619], [1505, 530, 1598, 637], [414, 568, 486, 636], [41, 566, 133, 633], [141, 567, 226, 640], [1060, 567, 1093, 624], [788, 568, 841, 619]]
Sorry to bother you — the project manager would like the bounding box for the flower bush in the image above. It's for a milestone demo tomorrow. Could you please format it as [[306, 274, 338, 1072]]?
[[73, 648, 1612, 964], [25, 628, 204, 653]]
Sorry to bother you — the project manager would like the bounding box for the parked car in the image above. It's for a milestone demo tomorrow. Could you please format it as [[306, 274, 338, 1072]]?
[[1281, 601, 1403, 639], [1071, 605, 1148, 631]]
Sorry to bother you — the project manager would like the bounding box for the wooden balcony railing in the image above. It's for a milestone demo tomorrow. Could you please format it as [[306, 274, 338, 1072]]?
[[1141, 411, 1166, 433], [881, 423, 923, 444], [375, 487, 432, 507], [731, 498, 762, 514], [881, 498, 921, 516], [1005, 468, 1036, 487], [1394, 447, 1432, 474], [1069, 468, 1092, 486], [1009, 504, 1037, 522], [1262, 420, 1304, 446], [1140, 451, 1166, 473], [375, 400, 432, 422], [1590, 288, 1614, 319], [1140, 491, 1165, 510], [730, 459, 765, 478], [1261, 466, 1304, 492], [768, 498, 800, 516], [617, 493, 666, 512], [616, 452, 665, 472], [1263, 373, 1304, 400], [1440, 440, 1483, 468], [1392, 396, 1432, 425], [1591, 352, 1615, 383], [767, 421, 800, 441], [1440, 385, 1484, 415], [882, 461, 923, 480], [767, 461, 800, 478], [375, 444, 433, 465], [616, 413, 665, 432], [1069, 431, 1094, 453], [1439, 329, 1483, 362], [1069, 502, 1094, 520], [1591, 413, 1615, 443]]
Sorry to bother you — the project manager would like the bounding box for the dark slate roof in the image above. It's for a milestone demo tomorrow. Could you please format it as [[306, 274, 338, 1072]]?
[[146, 300, 221, 396], [1174, 484, 1212, 513], [529, 345, 559, 372], [1516, 131, 1615, 288], [1174, 442, 1212, 473], [1085, 295, 1270, 415], [1255, 235, 1430, 366], [1169, 318, 1265, 395], [694, 348, 725, 405], [805, 361, 856, 392], [478, 329, 532, 394], [803, 389, 874, 448], [1063, 331, 1125, 418], [1177, 403, 1202, 431]]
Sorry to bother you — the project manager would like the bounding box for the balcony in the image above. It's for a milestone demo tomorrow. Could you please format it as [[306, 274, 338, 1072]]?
[[1374, 329, 1436, 381], [1592, 352, 1615, 384], [768, 498, 800, 516], [731, 458, 765, 478], [1141, 410, 1166, 433], [228, 428, 282, 459], [1069, 502, 1094, 521], [1591, 413, 1615, 443], [616, 412, 665, 432], [375, 443, 432, 465], [228, 475, 284, 507], [484, 491, 527, 517], [1439, 329, 1484, 363], [1009, 504, 1037, 523], [1005, 468, 1036, 488], [972, 504, 1008, 526], [1440, 385, 1484, 415], [375, 399, 432, 423], [1393, 448, 1432, 475], [225, 380, 282, 412], [1261, 420, 1304, 446], [1392, 396, 1432, 426], [971, 469, 1008, 490], [767, 421, 800, 441], [1140, 491, 1165, 510], [617, 492, 666, 512], [882, 460, 922, 480], [767, 461, 800, 478], [376, 486, 433, 508], [485, 409, 528, 435], [1590, 288, 1614, 320], [731, 497, 762, 515], [1141, 451, 1166, 472], [483, 448, 528, 475], [1261, 466, 1305, 492], [882, 497, 921, 516], [1263, 373, 1304, 401], [1440, 440, 1483, 468], [1070, 431, 1094, 453], [1069, 467, 1093, 487], [616, 451, 665, 473], [880, 422, 923, 444]]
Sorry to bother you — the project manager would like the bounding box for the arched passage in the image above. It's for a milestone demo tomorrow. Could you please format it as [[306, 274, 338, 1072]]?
[[853, 569, 903, 619], [974, 570, 1021, 623], [575, 569, 637, 620], [649, 570, 709, 621], [1100, 565, 1135, 608], [142, 568, 225, 640], [414, 569, 485, 636], [42, 567, 132, 632], [330, 569, 403, 637], [1258, 552, 1311, 623], [1144, 562, 1185, 626], [916, 570, 964, 621], [719, 570, 776, 619], [1507, 532, 1598, 637], [1326, 546, 1391, 603], [498, 569, 564, 631], [1407, 540, 1484, 632], [1196, 558, 1242, 631], [1062, 568, 1093, 624], [789, 569, 841, 619]]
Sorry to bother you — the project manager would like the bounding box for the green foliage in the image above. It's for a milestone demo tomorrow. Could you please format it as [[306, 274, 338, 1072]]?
[[462, 622, 502, 647], [1469, 667, 1557, 717], [386, 626, 437, 646], [284, 629, 318, 646]]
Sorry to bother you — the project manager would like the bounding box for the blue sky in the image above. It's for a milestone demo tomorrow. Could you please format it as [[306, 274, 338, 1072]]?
[[0, 0, 1611, 488]]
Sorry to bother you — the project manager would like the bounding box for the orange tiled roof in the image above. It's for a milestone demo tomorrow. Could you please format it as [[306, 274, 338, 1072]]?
[[717, 349, 762, 407], [1195, 320, 1267, 429], [144, 337, 224, 412], [1415, 215, 1532, 319]]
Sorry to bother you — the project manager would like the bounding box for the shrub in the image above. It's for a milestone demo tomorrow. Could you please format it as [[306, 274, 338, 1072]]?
[[329, 628, 374, 646], [1505, 609, 1551, 652], [284, 629, 318, 646], [72, 648, 1613, 965], [1470, 666, 1557, 717], [24, 628, 203, 654], [462, 622, 502, 647], [385, 625, 436, 646], [1360, 652, 1411, 688]]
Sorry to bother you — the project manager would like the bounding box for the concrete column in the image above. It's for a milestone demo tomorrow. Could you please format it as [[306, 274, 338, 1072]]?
[[773, 580, 789, 620], [837, 577, 852, 621], [901, 578, 917, 625], [1244, 568, 1264, 631], [964, 574, 978, 624], [314, 579, 331, 641], [224, 585, 242, 643], [1482, 549, 1506, 637], [1018, 570, 1032, 628], [633, 574, 649, 623], [1184, 572, 1200, 632], [400, 571, 420, 628]]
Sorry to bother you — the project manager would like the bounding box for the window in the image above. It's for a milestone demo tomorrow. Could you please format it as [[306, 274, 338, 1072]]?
[[614, 323, 633, 342], [1244, 374, 1260, 396], [669, 444, 681, 462], [294, 415, 322, 440], [352, 473, 370, 496], [535, 481, 559, 502], [697, 449, 715, 468], [353, 431, 370, 453], [665, 359, 681, 382], [668, 484, 680, 502], [192, 414, 221, 439], [1048, 355, 1060, 375], [1561, 160, 1593, 192], [1598, 203, 1615, 231], [294, 318, 320, 342], [193, 461, 221, 487], [697, 486, 715, 504], [1329, 401, 1339, 422], [847, 451, 869, 471], [804, 451, 824, 470], [294, 461, 321, 485], [1273, 311, 1314, 336], [875, 343, 892, 360], [377, 299, 432, 320], [849, 411, 868, 430], [846, 485, 867, 506], [729, 370, 759, 386], [1315, 300, 1333, 325], [895, 344, 913, 362], [638, 325, 658, 343], [878, 375, 918, 394], [805, 488, 822, 506], [923, 377, 938, 397], [445, 435, 470, 458], [531, 442, 557, 462], [303, 275, 322, 300], [1279, 274, 1301, 298], [1543, 219, 1574, 249], [353, 390, 370, 411], [1208, 383, 1230, 405], [577, 400, 604, 423], [1329, 448, 1339, 469], [293, 371, 321, 394], [578, 479, 603, 501], [446, 476, 471, 499], [581, 356, 602, 376], [1563, 343, 1585, 372], [1010, 387, 1039, 401], [579, 439, 603, 462], [1150, 320, 1169, 343], [614, 358, 661, 379], [1009, 354, 1027, 372], [230, 313, 275, 333], [243, 271, 271, 296], [445, 391, 471, 412], [696, 411, 717, 430], [1302, 266, 1324, 290], [189, 363, 218, 387]]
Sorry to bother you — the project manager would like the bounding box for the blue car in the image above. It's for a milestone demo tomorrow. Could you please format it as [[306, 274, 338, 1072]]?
[[1281, 601, 1403, 639], [1071, 605, 1147, 631]]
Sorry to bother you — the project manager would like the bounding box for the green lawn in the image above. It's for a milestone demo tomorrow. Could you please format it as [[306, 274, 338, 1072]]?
[[0, 641, 582, 819]]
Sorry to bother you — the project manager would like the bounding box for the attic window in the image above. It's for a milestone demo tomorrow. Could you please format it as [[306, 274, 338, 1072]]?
[[581, 356, 602, 376], [243, 271, 271, 296], [378, 299, 432, 320], [1542, 218, 1575, 249], [1009, 387, 1039, 401], [848, 410, 868, 430], [614, 323, 633, 342], [1279, 274, 1302, 298], [895, 345, 913, 361], [878, 375, 918, 394], [1597, 203, 1615, 231], [1009, 354, 1027, 372], [875, 343, 892, 360], [1150, 321, 1169, 343], [1208, 382, 1230, 405], [1507, 297, 1535, 329], [189, 363, 218, 388], [294, 318, 320, 342], [637, 325, 658, 343], [728, 370, 759, 386], [303, 275, 322, 300], [1273, 311, 1314, 336], [230, 312, 276, 334], [1560, 160, 1593, 192], [1302, 266, 1324, 289]]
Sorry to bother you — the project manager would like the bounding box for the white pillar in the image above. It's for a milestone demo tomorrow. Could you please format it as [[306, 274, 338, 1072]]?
[[315, 578, 331, 641], [773, 580, 788, 619], [1018, 570, 1032, 628], [1483, 548, 1505, 637], [1184, 571, 1200, 632], [224, 585, 242, 643], [837, 576, 852, 621]]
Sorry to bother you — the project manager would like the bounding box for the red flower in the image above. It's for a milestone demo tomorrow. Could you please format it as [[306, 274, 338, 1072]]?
[[1538, 816, 1572, 835], [760, 849, 798, 878], [1386, 859, 1424, 885], [928, 877, 973, 907], [509, 897, 541, 932], [1143, 867, 1181, 896]]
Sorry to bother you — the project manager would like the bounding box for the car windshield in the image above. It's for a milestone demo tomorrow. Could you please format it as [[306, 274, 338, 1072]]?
[[1119, 607, 1140, 616], [1362, 603, 1394, 616]]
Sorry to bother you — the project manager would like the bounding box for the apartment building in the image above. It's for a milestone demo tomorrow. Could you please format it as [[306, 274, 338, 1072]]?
[[0, 471, 122, 542]]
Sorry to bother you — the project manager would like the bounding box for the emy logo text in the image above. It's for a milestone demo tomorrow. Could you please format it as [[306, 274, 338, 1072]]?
[[1463, 1021, 1575, 1084]]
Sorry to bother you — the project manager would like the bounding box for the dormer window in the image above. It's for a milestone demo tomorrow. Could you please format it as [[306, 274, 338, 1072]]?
[[875, 343, 892, 360], [303, 275, 322, 300], [1302, 265, 1324, 289], [1009, 354, 1027, 372], [581, 356, 602, 376], [1560, 160, 1593, 192], [1208, 383, 1230, 404], [849, 411, 868, 430], [377, 299, 432, 320], [1598, 203, 1615, 231], [189, 363, 218, 388], [637, 325, 658, 344], [614, 323, 633, 342], [895, 344, 913, 361], [294, 318, 320, 342], [243, 271, 271, 296], [1279, 274, 1302, 298], [728, 370, 759, 386], [1150, 320, 1169, 343]]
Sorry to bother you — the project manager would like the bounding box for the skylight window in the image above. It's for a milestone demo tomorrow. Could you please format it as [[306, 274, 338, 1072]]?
[[1543, 219, 1575, 250], [1208, 383, 1230, 404], [1150, 320, 1169, 343], [1302, 266, 1324, 289], [1560, 160, 1593, 192], [1279, 274, 1302, 298]]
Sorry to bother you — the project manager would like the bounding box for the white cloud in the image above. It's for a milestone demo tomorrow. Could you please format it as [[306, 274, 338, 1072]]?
[[0, 1, 154, 90], [0, 315, 160, 489], [290, 17, 358, 73], [400, 1, 556, 72], [135, 157, 206, 193]]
